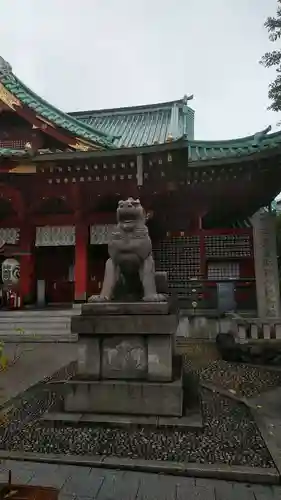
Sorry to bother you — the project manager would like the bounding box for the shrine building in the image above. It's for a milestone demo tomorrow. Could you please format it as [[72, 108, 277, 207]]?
[[0, 56, 280, 316]]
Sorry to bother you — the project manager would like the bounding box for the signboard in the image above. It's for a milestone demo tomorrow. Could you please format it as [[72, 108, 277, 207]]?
[[0, 228, 20, 246], [36, 226, 75, 246], [90, 224, 115, 245], [1, 258, 20, 285], [217, 282, 236, 314]]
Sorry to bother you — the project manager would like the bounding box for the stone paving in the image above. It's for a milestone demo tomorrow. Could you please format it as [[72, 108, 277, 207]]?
[[0, 459, 280, 499]]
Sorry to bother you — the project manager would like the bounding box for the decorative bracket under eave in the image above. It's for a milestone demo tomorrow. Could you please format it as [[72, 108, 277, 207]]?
[[0, 82, 21, 110]]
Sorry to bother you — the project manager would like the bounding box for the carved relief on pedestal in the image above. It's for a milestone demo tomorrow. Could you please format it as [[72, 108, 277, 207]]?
[[102, 336, 147, 379]]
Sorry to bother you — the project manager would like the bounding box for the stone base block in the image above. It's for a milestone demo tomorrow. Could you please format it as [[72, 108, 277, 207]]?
[[148, 335, 172, 381], [77, 338, 100, 378], [82, 302, 169, 316], [71, 314, 177, 335], [64, 378, 183, 417], [76, 332, 174, 381], [42, 409, 203, 430]]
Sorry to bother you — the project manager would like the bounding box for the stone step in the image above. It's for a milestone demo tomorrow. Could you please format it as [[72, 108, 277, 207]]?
[[0, 332, 78, 342], [0, 326, 73, 334], [82, 302, 169, 316], [0, 316, 71, 328], [0, 309, 79, 318], [0, 324, 71, 333], [0, 309, 79, 342], [72, 314, 177, 335]]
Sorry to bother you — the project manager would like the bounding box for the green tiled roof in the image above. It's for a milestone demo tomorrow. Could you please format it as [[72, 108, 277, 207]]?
[[0, 57, 114, 150], [69, 97, 195, 148], [0, 148, 27, 157], [188, 127, 281, 162], [1, 57, 281, 162]]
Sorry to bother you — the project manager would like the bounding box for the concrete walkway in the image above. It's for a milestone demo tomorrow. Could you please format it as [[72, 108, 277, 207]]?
[[0, 343, 78, 407]]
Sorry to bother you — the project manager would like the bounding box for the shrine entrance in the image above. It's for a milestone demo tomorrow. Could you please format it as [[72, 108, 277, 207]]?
[[35, 246, 75, 304], [34, 224, 77, 304], [87, 222, 113, 298]]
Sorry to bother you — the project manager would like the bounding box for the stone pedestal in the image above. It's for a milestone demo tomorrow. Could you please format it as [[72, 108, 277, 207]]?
[[68, 301, 183, 417], [251, 210, 281, 318], [64, 378, 183, 416]]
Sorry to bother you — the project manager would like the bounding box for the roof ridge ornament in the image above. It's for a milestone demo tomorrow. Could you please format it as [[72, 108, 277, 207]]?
[[0, 57, 12, 79], [253, 125, 272, 147]]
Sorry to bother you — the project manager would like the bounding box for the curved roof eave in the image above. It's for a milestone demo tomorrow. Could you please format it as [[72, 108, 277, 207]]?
[[0, 148, 28, 158], [187, 129, 281, 163], [0, 57, 115, 150]]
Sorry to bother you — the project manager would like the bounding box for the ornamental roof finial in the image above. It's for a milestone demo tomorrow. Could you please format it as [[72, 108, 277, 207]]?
[[0, 57, 12, 79], [183, 94, 194, 104], [253, 125, 272, 147]]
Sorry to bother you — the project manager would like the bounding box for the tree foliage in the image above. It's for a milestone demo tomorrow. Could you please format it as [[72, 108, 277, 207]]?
[[261, 0, 281, 111]]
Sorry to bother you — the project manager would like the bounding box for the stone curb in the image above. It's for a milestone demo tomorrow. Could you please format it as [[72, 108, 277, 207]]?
[[200, 382, 281, 481], [0, 335, 78, 343], [176, 339, 217, 344], [249, 407, 281, 481], [199, 382, 248, 405], [0, 451, 279, 485], [200, 380, 281, 411], [40, 410, 203, 430]]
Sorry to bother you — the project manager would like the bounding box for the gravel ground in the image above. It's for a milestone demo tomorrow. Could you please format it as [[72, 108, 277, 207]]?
[[0, 361, 76, 443], [0, 358, 277, 467], [184, 358, 281, 398], [4, 388, 274, 468]]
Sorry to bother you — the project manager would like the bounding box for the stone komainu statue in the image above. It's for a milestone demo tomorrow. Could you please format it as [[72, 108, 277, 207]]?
[[89, 198, 166, 302]]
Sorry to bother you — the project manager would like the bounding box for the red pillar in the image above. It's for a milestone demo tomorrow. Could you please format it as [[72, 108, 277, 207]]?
[[19, 226, 35, 305], [74, 223, 88, 302]]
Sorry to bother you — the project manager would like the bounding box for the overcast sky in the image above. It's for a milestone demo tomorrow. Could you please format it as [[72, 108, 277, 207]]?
[[0, 0, 279, 140]]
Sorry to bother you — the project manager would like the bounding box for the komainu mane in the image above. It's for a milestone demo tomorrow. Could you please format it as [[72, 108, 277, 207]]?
[[88, 197, 166, 302]]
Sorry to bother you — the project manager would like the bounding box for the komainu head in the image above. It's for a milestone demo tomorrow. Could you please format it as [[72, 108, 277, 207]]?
[[117, 198, 146, 231]]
